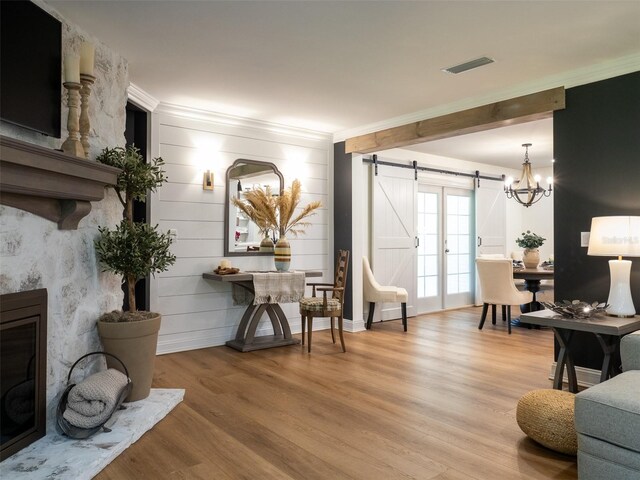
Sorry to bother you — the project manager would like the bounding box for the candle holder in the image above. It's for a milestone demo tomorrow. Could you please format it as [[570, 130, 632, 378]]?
[[61, 82, 85, 158], [79, 73, 96, 159]]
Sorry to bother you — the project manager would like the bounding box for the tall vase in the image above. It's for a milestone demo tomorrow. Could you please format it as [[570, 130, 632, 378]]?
[[260, 235, 274, 253], [274, 236, 291, 271], [523, 248, 540, 269]]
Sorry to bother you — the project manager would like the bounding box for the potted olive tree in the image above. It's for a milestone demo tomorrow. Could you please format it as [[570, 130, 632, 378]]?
[[95, 145, 176, 401]]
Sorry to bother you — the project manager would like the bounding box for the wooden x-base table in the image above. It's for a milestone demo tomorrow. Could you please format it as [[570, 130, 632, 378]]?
[[521, 309, 640, 392], [202, 270, 321, 352]]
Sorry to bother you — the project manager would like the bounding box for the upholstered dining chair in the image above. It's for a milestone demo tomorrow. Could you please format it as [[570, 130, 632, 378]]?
[[476, 258, 533, 334], [362, 256, 408, 331], [299, 249, 350, 353]]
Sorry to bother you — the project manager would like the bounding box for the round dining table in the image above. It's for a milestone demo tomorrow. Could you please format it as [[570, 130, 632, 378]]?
[[513, 266, 555, 312], [512, 266, 554, 328]]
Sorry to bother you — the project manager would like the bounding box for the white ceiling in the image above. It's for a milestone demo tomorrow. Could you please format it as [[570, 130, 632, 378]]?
[[405, 117, 554, 170], [48, 0, 640, 167]]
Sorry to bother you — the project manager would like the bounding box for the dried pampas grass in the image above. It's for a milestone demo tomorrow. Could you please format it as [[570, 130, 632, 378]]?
[[231, 179, 321, 238], [231, 186, 278, 235], [278, 179, 321, 237]]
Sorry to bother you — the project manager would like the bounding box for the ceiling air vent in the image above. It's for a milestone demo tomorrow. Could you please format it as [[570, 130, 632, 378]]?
[[442, 56, 495, 74]]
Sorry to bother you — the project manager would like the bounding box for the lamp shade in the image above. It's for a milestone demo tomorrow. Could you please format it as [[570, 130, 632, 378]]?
[[587, 216, 640, 257]]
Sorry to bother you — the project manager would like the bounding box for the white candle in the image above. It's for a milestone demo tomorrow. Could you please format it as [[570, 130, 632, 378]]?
[[220, 259, 231, 269], [80, 42, 95, 76], [64, 54, 80, 83]]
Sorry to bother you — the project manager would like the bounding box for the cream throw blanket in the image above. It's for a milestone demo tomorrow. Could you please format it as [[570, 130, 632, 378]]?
[[232, 271, 306, 305], [63, 368, 129, 429], [248, 271, 305, 305], [251, 271, 305, 304]]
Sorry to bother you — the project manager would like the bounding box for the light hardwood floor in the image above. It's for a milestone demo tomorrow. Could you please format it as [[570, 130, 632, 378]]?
[[97, 306, 577, 480]]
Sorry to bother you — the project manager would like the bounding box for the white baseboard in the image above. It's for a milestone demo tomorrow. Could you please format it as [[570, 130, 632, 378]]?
[[548, 362, 601, 388], [344, 317, 366, 333], [157, 317, 336, 355]]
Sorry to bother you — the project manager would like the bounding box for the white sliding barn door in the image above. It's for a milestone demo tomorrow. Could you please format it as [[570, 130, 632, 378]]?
[[475, 180, 507, 255], [474, 180, 507, 303], [371, 165, 417, 322]]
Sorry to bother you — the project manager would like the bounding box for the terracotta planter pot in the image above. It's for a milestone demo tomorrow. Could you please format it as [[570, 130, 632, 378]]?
[[274, 236, 291, 271], [523, 248, 540, 269], [97, 314, 161, 402]]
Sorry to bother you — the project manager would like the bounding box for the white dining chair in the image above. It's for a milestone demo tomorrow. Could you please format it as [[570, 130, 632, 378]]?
[[476, 258, 534, 334], [363, 256, 408, 331]]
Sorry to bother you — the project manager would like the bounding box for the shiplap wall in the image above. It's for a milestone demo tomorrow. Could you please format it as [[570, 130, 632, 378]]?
[[150, 110, 333, 354]]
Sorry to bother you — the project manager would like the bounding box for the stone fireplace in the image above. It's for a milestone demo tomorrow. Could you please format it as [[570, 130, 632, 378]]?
[[0, 134, 122, 443], [0, 0, 129, 457]]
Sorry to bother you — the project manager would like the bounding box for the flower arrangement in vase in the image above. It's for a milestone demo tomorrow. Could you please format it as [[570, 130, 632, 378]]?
[[230, 179, 321, 270], [231, 185, 278, 252], [516, 230, 546, 268], [275, 179, 322, 271]]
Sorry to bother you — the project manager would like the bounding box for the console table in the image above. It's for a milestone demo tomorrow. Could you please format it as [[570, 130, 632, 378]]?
[[202, 270, 321, 352], [521, 309, 640, 393]]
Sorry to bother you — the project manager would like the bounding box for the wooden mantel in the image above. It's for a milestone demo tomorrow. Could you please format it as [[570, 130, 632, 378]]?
[[0, 135, 120, 229]]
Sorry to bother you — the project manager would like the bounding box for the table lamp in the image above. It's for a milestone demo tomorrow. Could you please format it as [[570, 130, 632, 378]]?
[[587, 216, 640, 317]]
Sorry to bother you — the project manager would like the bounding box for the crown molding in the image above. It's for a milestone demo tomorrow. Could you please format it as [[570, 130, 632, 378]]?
[[333, 53, 640, 143], [155, 102, 332, 143], [127, 83, 160, 112]]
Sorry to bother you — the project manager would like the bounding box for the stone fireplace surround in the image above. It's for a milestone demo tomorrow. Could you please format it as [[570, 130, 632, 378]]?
[[0, 136, 122, 436], [0, 5, 187, 472], [0, 0, 128, 435]]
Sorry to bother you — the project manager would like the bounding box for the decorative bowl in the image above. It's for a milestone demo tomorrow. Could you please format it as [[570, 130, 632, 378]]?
[[541, 300, 609, 319]]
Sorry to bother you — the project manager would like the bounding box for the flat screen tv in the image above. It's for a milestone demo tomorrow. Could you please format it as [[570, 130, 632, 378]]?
[[1, 0, 62, 138]]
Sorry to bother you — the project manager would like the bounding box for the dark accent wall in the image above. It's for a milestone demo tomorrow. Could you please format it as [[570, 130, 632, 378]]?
[[334, 142, 353, 319], [554, 72, 640, 369]]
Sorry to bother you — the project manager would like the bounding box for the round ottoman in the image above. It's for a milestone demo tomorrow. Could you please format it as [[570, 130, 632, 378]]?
[[516, 389, 577, 455]]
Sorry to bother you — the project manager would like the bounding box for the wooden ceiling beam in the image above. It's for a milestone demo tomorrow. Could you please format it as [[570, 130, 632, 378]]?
[[344, 87, 565, 154]]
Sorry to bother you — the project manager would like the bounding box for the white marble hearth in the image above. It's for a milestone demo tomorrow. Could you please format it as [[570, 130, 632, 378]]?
[[1, 389, 184, 480]]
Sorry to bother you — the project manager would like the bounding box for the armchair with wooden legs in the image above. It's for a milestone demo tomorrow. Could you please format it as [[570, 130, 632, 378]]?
[[476, 258, 533, 335], [299, 250, 350, 353], [363, 256, 408, 331]]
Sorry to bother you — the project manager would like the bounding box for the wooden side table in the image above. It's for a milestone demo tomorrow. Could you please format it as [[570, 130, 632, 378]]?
[[521, 309, 640, 392]]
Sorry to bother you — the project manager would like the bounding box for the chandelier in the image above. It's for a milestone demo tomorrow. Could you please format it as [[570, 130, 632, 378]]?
[[504, 143, 552, 207]]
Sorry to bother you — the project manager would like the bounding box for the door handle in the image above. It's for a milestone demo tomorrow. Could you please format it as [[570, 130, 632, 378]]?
[[445, 249, 450, 254], [415, 236, 420, 248], [477, 236, 482, 247]]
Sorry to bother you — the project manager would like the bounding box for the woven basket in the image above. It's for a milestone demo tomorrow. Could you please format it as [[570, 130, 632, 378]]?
[[516, 389, 577, 455], [56, 352, 131, 439]]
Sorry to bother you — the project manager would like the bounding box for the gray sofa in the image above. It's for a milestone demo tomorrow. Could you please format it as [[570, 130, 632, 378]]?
[[574, 330, 640, 480]]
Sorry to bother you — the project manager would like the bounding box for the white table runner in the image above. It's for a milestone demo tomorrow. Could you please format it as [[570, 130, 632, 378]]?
[[232, 271, 306, 305]]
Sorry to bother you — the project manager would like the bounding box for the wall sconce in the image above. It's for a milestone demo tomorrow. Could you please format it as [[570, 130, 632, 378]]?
[[203, 170, 214, 190]]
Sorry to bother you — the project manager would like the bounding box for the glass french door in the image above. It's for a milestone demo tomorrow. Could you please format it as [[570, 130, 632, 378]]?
[[417, 185, 474, 313]]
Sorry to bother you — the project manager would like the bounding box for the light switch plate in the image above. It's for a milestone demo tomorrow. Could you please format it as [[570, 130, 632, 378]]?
[[581, 232, 590, 247]]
